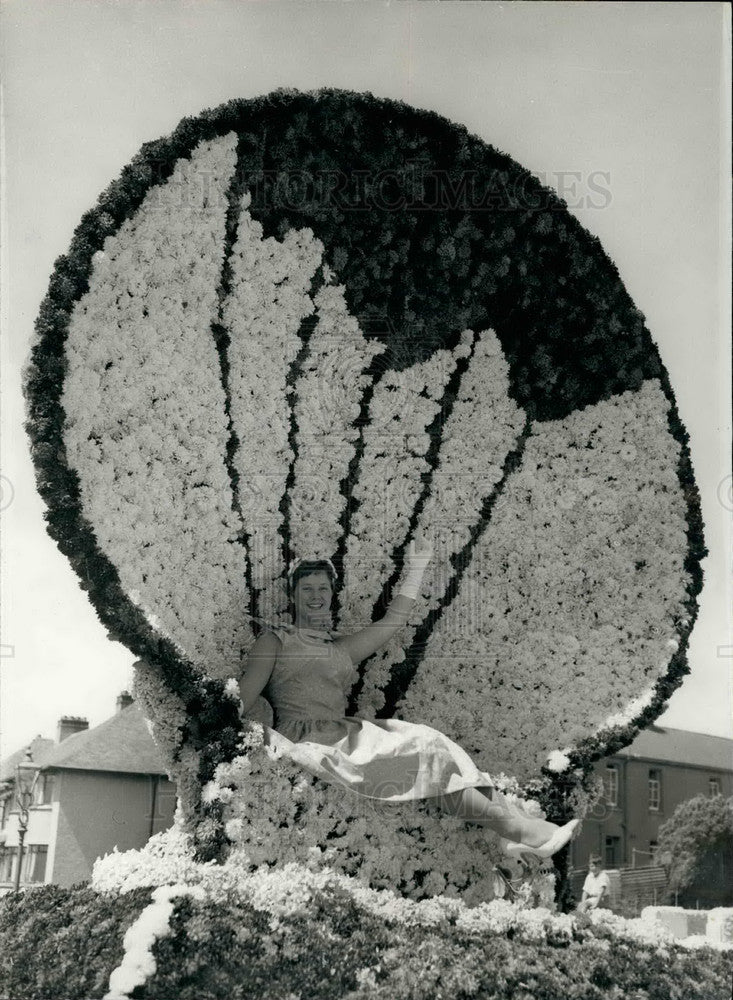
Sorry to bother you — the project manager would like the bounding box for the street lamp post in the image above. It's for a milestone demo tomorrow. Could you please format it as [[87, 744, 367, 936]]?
[[13, 750, 39, 894]]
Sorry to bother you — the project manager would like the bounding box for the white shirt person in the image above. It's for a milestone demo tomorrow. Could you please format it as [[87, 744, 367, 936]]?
[[578, 857, 610, 911]]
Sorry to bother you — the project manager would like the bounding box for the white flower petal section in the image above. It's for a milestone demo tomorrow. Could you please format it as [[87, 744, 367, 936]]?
[[337, 341, 469, 631], [601, 685, 657, 731], [62, 133, 249, 677], [289, 280, 385, 560], [104, 884, 206, 999], [545, 750, 572, 773], [396, 379, 690, 782], [356, 330, 526, 715], [223, 193, 324, 620]]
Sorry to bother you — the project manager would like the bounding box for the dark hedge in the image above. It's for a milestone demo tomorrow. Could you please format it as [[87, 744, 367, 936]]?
[[1, 883, 730, 1000], [0, 883, 151, 1000]]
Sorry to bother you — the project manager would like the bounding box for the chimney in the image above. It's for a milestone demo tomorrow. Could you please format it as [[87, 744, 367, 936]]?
[[57, 716, 89, 742], [116, 690, 134, 713]]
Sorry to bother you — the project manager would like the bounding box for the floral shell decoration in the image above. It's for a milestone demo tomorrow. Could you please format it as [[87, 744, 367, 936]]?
[[23, 88, 706, 906]]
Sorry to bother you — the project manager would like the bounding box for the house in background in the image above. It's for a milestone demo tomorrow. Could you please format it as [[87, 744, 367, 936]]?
[[0, 734, 56, 888], [0, 693, 176, 893], [569, 725, 733, 871], [568, 725, 733, 910]]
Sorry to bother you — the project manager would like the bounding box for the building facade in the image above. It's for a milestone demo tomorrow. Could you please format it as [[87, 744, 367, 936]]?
[[0, 694, 176, 892], [569, 726, 733, 872]]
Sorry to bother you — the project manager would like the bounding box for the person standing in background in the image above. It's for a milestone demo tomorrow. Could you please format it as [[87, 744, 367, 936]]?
[[577, 855, 610, 912]]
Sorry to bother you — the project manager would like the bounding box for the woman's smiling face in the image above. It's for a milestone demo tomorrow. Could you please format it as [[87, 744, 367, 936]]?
[[293, 570, 333, 627]]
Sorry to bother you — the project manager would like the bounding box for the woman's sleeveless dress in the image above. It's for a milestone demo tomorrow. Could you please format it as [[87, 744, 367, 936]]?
[[261, 623, 495, 802]]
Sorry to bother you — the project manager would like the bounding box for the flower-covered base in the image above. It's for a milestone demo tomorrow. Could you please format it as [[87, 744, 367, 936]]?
[[192, 720, 558, 909]]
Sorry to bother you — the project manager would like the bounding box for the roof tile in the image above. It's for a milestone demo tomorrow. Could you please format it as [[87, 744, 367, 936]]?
[[0, 736, 56, 783], [40, 705, 170, 776], [614, 727, 733, 770]]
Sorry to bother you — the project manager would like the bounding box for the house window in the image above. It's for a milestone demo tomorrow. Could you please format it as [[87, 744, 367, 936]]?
[[709, 777, 721, 798], [0, 846, 47, 884], [34, 773, 55, 806], [22, 845, 48, 883], [604, 765, 619, 807], [649, 840, 659, 864], [648, 769, 662, 811], [0, 847, 17, 883], [605, 836, 621, 867]]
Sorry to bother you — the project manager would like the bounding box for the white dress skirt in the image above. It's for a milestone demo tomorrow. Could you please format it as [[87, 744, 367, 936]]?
[[260, 624, 495, 803]]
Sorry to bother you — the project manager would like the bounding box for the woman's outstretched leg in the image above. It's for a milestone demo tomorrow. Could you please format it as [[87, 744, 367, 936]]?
[[437, 787, 560, 848]]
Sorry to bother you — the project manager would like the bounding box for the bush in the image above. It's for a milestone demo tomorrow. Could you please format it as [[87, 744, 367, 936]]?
[[141, 891, 733, 1000], [1, 882, 731, 1000], [657, 795, 733, 907], [0, 883, 151, 1000]]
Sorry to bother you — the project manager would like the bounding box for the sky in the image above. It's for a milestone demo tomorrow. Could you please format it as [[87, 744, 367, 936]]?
[[0, 0, 730, 760]]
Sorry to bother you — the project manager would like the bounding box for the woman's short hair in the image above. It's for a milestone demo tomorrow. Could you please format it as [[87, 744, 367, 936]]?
[[287, 559, 338, 598]]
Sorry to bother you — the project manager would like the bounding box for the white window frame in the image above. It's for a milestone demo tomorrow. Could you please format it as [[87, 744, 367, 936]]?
[[23, 845, 48, 883], [605, 835, 621, 867], [709, 777, 721, 798], [648, 770, 661, 812], [0, 846, 18, 883], [32, 773, 54, 807], [605, 764, 619, 807]]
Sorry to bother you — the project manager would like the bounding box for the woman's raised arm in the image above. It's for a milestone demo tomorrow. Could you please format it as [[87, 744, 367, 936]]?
[[336, 534, 433, 666], [336, 593, 416, 665], [238, 630, 280, 714]]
